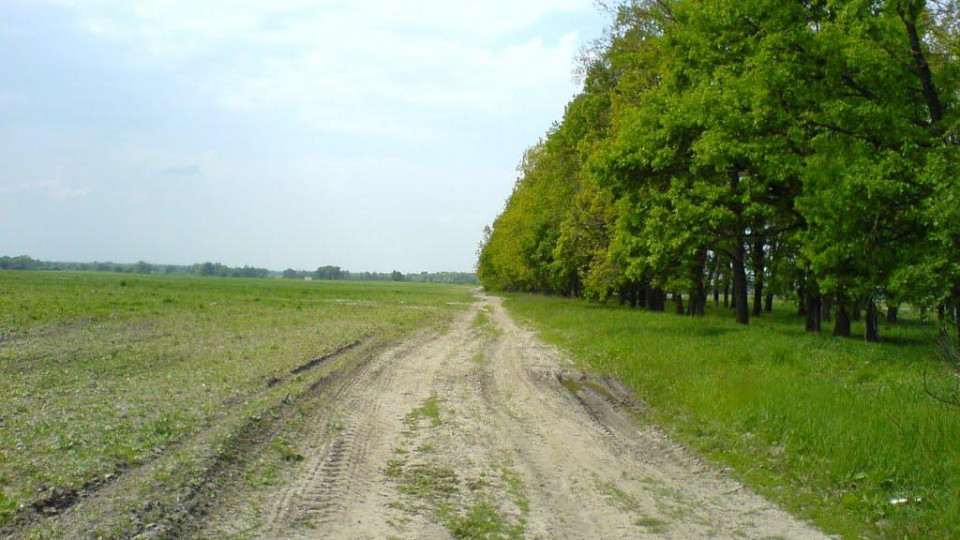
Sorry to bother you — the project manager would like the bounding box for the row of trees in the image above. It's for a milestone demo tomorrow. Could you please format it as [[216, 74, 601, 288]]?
[[1, 255, 477, 285], [281, 266, 477, 284], [0, 256, 274, 278], [478, 0, 960, 342]]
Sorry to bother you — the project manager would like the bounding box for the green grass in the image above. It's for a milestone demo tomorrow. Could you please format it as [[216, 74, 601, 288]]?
[[0, 271, 472, 529], [502, 293, 960, 539], [439, 500, 523, 540], [634, 516, 669, 533], [471, 307, 502, 339], [405, 394, 443, 431]]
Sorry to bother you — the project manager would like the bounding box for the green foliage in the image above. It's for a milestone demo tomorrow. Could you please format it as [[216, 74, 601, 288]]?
[[478, 0, 960, 340]]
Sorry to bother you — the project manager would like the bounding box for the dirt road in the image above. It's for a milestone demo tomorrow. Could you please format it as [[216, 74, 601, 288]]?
[[198, 294, 826, 539]]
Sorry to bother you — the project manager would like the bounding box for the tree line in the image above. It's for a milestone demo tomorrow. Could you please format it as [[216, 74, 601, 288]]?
[[0, 256, 477, 285], [0, 256, 272, 278], [282, 266, 477, 284], [477, 0, 960, 342]]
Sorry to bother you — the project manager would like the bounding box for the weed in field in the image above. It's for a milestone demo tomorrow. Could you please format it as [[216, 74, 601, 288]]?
[[438, 500, 523, 540], [270, 438, 304, 462], [634, 516, 669, 533], [404, 394, 443, 431], [500, 467, 529, 516], [595, 477, 639, 513], [471, 307, 502, 340], [0, 491, 17, 526]]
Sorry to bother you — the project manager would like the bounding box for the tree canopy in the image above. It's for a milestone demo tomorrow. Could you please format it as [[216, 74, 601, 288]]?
[[478, 0, 960, 342]]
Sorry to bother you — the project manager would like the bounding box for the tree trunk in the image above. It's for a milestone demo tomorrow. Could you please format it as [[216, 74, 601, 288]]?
[[646, 287, 666, 312], [821, 296, 832, 323], [765, 293, 774, 313], [797, 282, 807, 317], [723, 266, 730, 308], [732, 241, 749, 325], [805, 284, 821, 333], [694, 281, 707, 316], [713, 278, 720, 306], [865, 298, 880, 342], [751, 237, 765, 317], [900, 8, 944, 125], [691, 249, 708, 317], [887, 305, 898, 324], [752, 284, 764, 317], [674, 292, 684, 315], [834, 297, 851, 337], [947, 294, 960, 344], [955, 303, 960, 346]]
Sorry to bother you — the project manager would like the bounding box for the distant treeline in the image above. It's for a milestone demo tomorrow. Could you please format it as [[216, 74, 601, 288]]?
[[0, 256, 476, 285], [0, 256, 272, 278], [281, 265, 477, 285], [478, 1, 960, 343]]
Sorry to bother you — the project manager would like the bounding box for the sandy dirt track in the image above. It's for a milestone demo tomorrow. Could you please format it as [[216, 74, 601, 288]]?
[[199, 294, 828, 539]]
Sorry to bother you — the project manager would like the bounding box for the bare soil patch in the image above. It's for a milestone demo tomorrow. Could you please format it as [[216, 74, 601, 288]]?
[[194, 294, 827, 539]]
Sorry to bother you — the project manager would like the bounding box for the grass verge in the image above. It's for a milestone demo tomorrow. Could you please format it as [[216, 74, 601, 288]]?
[[501, 293, 960, 539]]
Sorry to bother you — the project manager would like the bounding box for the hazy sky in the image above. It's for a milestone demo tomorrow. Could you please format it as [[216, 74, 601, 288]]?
[[0, 0, 606, 272]]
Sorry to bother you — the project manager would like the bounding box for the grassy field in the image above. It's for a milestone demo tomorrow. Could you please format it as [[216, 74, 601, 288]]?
[[502, 294, 960, 539], [0, 271, 472, 534]]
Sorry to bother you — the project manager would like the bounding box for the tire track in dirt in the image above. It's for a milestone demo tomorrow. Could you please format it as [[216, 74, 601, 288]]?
[[200, 294, 829, 539], [477, 294, 828, 539], [259, 345, 398, 536]]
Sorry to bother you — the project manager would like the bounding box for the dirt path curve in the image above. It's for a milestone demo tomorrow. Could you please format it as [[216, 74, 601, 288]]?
[[200, 293, 827, 539]]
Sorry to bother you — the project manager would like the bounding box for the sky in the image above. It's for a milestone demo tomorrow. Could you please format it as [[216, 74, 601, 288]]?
[[0, 0, 607, 273]]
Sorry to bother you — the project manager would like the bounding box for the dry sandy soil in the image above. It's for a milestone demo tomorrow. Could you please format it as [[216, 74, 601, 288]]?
[[195, 294, 827, 539]]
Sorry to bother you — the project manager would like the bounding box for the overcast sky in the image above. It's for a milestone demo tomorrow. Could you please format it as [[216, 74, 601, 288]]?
[[0, 0, 606, 273]]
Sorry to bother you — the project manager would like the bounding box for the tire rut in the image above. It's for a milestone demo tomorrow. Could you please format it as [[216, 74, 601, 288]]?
[[200, 294, 829, 540]]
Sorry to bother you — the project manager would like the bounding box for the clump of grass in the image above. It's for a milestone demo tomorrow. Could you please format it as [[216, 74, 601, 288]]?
[[503, 293, 960, 539], [635, 516, 669, 533], [396, 464, 460, 499], [439, 500, 523, 540], [500, 467, 529, 516], [471, 307, 502, 339], [0, 490, 17, 526], [405, 394, 443, 431], [595, 478, 639, 513], [270, 437, 304, 462]]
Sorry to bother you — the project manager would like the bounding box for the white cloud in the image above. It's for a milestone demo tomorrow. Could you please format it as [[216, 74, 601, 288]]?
[[48, 0, 591, 139], [0, 178, 90, 200], [9, 0, 605, 270]]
